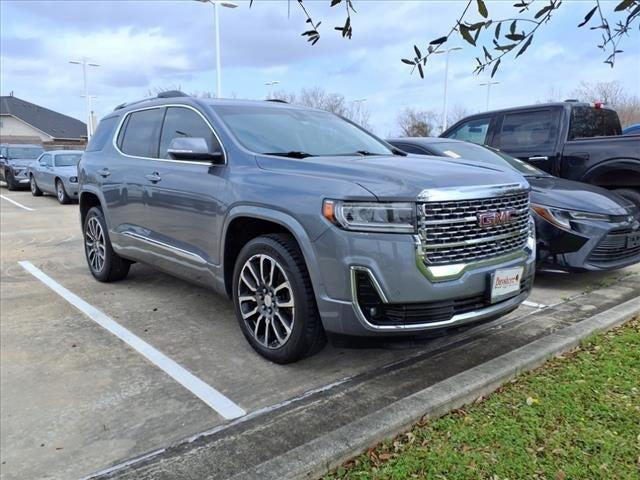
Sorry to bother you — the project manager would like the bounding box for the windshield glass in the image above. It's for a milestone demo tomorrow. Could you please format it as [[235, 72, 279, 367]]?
[[428, 142, 548, 177], [213, 105, 393, 157], [7, 147, 44, 159], [54, 154, 82, 167]]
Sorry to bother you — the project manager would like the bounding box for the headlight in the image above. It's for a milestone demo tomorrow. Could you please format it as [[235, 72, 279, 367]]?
[[531, 204, 611, 230], [69, 176, 78, 183], [323, 200, 415, 233]]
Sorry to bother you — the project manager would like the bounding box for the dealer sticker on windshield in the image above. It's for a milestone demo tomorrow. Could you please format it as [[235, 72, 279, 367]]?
[[490, 266, 524, 303]]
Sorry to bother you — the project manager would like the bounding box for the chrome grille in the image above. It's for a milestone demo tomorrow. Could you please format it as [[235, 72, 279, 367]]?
[[417, 191, 530, 265]]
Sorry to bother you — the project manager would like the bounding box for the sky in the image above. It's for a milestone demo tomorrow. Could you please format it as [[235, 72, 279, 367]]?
[[1, 0, 639, 135]]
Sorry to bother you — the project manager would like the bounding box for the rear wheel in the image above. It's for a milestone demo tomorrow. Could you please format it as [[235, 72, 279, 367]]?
[[56, 179, 70, 204], [613, 188, 640, 210], [83, 206, 131, 282], [30, 175, 43, 196], [232, 233, 326, 364]]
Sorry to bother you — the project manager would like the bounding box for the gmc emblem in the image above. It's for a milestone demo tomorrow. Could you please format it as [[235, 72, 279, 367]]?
[[478, 210, 517, 227]]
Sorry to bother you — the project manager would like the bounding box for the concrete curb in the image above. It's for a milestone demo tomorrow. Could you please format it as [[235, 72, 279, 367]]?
[[231, 295, 640, 480]]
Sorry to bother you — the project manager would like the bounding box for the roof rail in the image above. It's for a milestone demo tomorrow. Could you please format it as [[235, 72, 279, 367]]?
[[265, 99, 288, 103], [157, 90, 189, 99], [113, 91, 190, 111]]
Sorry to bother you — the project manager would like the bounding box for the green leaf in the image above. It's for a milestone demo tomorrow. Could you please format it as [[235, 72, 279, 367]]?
[[414, 45, 422, 59], [491, 58, 501, 78], [535, 4, 553, 19], [459, 23, 476, 46], [330, 0, 342, 6], [505, 33, 525, 41], [476, 0, 489, 18], [516, 35, 534, 57], [578, 6, 598, 27], [614, 0, 635, 11], [429, 36, 448, 45], [417, 63, 424, 79], [401, 58, 416, 65], [495, 22, 502, 39], [510, 20, 517, 34], [483, 45, 493, 60]]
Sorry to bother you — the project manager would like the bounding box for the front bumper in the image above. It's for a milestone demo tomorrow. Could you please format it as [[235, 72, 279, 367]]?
[[535, 214, 640, 271], [312, 228, 535, 336]]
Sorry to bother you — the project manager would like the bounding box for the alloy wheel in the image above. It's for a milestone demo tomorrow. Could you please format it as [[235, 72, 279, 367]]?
[[30, 177, 36, 194], [85, 217, 106, 273], [238, 254, 295, 349], [57, 182, 64, 202]]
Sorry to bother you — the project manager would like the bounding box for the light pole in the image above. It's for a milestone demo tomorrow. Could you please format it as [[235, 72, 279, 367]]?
[[434, 46, 461, 131], [479, 80, 500, 111], [69, 58, 100, 139], [352, 98, 367, 125], [195, 0, 238, 98], [265, 81, 279, 99]]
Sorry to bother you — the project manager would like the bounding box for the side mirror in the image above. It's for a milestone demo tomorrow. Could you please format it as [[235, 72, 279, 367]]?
[[167, 137, 223, 163]]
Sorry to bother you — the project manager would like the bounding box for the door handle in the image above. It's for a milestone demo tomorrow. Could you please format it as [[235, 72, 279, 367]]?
[[98, 168, 111, 177], [145, 172, 162, 183], [528, 156, 549, 161]]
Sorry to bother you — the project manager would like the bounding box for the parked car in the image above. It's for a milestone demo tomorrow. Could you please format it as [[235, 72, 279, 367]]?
[[79, 92, 536, 363], [387, 137, 640, 272], [0, 144, 44, 190], [622, 123, 640, 136], [440, 101, 640, 208], [28, 150, 83, 204]]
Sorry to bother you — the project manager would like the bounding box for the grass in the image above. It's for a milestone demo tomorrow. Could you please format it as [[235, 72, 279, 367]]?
[[325, 317, 640, 480]]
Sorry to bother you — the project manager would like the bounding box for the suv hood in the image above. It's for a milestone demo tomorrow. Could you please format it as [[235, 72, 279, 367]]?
[[529, 176, 633, 215], [256, 154, 528, 200]]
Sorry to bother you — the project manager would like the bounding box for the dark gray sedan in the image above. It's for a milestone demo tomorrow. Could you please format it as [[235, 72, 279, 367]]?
[[29, 150, 83, 204]]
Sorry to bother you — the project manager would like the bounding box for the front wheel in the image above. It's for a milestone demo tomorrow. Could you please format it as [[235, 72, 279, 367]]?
[[30, 175, 43, 196], [83, 207, 131, 282], [56, 180, 71, 204], [232, 233, 326, 364]]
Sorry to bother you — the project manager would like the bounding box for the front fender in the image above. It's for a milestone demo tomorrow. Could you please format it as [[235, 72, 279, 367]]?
[[583, 158, 640, 187], [221, 205, 328, 300]]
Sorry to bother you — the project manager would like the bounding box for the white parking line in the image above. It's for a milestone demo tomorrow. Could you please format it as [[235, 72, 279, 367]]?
[[522, 300, 547, 309], [1, 194, 34, 211], [18, 260, 246, 420]]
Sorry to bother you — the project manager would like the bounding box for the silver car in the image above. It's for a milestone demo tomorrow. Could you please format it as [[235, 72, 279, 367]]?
[[29, 150, 83, 204]]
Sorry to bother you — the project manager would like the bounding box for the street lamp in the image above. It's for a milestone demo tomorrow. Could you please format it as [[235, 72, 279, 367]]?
[[351, 98, 367, 125], [479, 80, 500, 111], [69, 58, 100, 139], [434, 47, 462, 131], [195, 0, 238, 98], [265, 81, 279, 99]]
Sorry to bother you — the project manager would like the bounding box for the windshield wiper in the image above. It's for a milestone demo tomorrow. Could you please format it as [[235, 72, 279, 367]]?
[[262, 151, 314, 159], [354, 150, 379, 156]]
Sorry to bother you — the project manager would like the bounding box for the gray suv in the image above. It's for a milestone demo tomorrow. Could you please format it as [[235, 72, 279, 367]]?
[[79, 92, 536, 363]]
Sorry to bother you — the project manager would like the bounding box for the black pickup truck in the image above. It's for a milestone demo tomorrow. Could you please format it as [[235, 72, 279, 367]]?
[[441, 101, 640, 207]]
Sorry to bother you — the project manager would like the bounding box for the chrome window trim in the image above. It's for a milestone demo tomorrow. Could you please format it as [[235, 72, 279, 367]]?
[[111, 103, 228, 166], [417, 183, 529, 202]]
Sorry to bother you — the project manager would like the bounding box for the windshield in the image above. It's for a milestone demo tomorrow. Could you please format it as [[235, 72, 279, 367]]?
[[7, 147, 44, 159], [54, 154, 82, 167], [569, 107, 621, 140], [213, 105, 393, 157], [428, 142, 548, 177]]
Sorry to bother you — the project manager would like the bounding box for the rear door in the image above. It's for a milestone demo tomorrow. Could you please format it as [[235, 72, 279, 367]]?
[[490, 108, 562, 174]]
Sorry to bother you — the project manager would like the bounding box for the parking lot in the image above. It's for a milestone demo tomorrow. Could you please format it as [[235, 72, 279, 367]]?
[[1, 189, 639, 480]]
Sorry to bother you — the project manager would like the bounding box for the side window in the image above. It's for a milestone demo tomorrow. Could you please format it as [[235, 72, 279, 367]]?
[[445, 118, 490, 144], [159, 107, 220, 159], [86, 116, 119, 152], [119, 108, 165, 158], [495, 110, 557, 150], [41, 154, 53, 167]]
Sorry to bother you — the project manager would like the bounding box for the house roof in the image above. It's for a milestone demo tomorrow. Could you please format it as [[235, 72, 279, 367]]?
[[0, 95, 87, 140]]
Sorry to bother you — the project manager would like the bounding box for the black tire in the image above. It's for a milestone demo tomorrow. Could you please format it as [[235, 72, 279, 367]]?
[[30, 175, 43, 196], [613, 188, 640, 210], [232, 233, 326, 364], [56, 179, 71, 204], [83, 206, 131, 282], [5, 169, 20, 191]]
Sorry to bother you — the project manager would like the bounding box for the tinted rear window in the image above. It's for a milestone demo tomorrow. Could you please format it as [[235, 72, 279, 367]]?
[[568, 107, 621, 140], [120, 108, 165, 158], [86, 116, 118, 152]]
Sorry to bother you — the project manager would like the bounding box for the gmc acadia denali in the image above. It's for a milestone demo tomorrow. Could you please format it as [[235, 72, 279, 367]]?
[[79, 92, 536, 363]]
